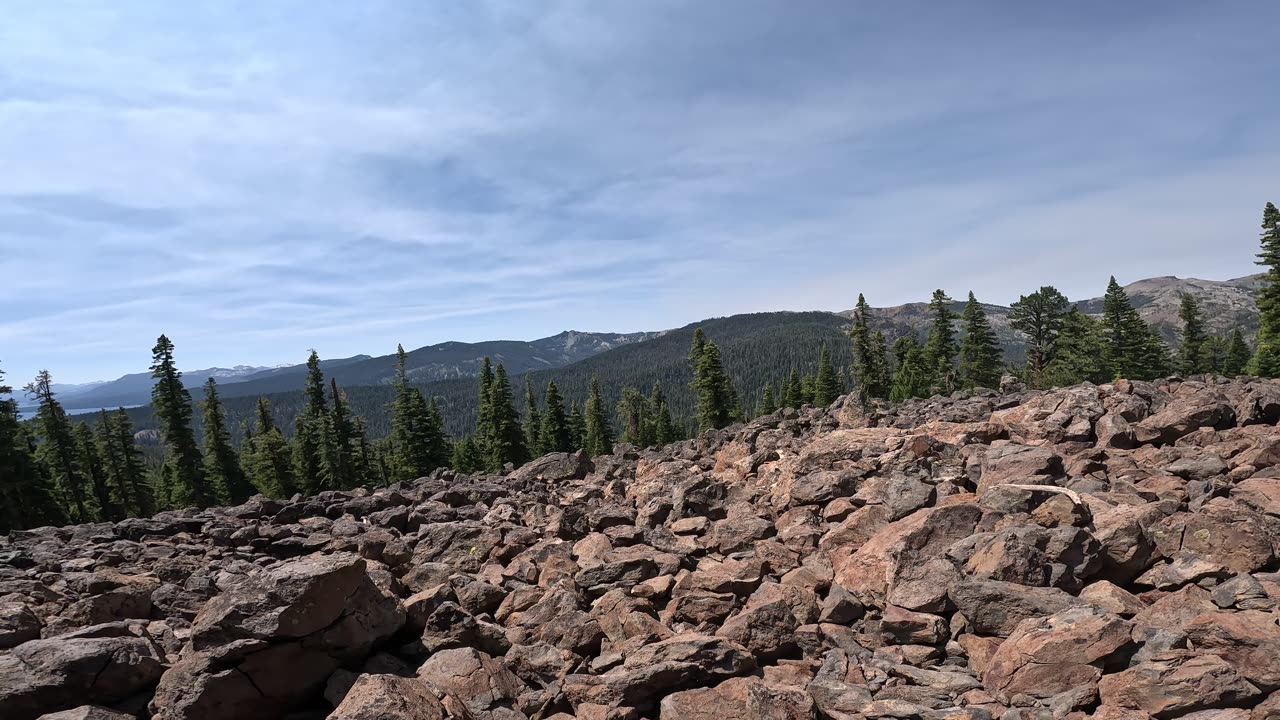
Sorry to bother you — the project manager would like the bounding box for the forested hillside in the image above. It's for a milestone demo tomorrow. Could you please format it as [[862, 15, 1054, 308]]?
[[108, 311, 853, 441]]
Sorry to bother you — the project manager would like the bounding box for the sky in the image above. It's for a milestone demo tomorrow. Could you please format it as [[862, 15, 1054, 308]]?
[[1, 1, 1277, 385]]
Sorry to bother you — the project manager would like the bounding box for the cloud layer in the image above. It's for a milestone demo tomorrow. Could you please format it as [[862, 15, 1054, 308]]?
[[2, 1, 1277, 384]]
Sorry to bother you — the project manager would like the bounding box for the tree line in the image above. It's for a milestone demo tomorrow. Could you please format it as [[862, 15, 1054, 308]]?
[[4, 201, 1279, 530]]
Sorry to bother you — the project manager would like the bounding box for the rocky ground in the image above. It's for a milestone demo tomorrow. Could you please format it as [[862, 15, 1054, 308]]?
[[2, 375, 1280, 720]]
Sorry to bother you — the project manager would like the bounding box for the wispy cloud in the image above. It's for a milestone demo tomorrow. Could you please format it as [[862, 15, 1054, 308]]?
[[1, 1, 1277, 384]]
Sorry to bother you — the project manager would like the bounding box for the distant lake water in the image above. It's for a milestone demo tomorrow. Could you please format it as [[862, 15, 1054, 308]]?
[[16, 405, 142, 421]]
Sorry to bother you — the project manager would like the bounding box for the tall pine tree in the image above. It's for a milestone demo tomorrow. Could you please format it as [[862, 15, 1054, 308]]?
[[75, 423, 112, 521], [850, 294, 889, 402], [539, 381, 571, 454], [958, 291, 1003, 390], [648, 384, 677, 446], [25, 370, 91, 521], [388, 344, 438, 482], [1224, 329, 1251, 376], [692, 341, 735, 431], [523, 379, 542, 456], [923, 289, 959, 391], [757, 385, 778, 416], [201, 377, 252, 503], [0, 365, 64, 531], [1251, 202, 1280, 376], [568, 401, 586, 452], [889, 336, 931, 402], [1008, 286, 1070, 381], [781, 369, 803, 409], [292, 350, 329, 493], [246, 397, 297, 498], [617, 387, 649, 446], [325, 378, 359, 489], [812, 345, 839, 406], [1177, 294, 1209, 375], [1100, 278, 1158, 380], [150, 336, 215, 508], [583, 376, 613, 456], [1043, 309, 1112, 387], [484, 365, 528, 471]]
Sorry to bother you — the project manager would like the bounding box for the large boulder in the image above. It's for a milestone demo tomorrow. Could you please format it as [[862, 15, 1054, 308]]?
[[982, 607, 1132, 702], [327, 674, 445, 720], [150, 553, 404, 720], [1098, 652, 1261, 718], [0, 622, 167, 720]]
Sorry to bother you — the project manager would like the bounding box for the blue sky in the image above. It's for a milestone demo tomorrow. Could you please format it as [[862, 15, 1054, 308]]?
[[1, 1, 1277, 384]]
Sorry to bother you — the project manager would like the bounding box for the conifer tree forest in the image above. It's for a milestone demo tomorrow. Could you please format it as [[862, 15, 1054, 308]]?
[[3, 201, 1278, 530]]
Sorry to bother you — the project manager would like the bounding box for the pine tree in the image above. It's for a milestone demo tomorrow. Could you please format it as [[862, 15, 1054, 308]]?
[[351, 417, 380, 486], [758, 385, 778, 416], [583, 376, 613, 456], [889, 336, 930, 402], [245, 397, 297, 498], [539, 381, 571, 454], [850, 294, 889, 401], [451, 436, 484, 473], [200, 378, 250, 503], [388, 344, 437, 482], [812, 345, 839, 406], [1224, 329, 1251, 376], [1199, 335, 1227, 374], [25, 370, 91, 521], [474, 357, 496, 459], [1043, 309, 1112, 386], [958, 291, 1003, 390], [75, 423, 112, 521], [617, 387, 649, 446], [1100, 277, 1156, 380], [485, 365, 528, 471], [292, 350, 329, 493], [1252, 202, 1280, 376], [692, 341, 734, 430], [150, 336, 215, 508], [800, 374, 816, 405], [649, 384, 677, 446], [568, 401, 587, 451], [110, 408, 153, 516], [325, 378, 359, 489], [1141, 325, 1173, 379], [523, 379, 543, 456], [923, 289, 959, 391], [1177, 293, 1209, 375], [1009, 286, 1070, 381], [94, 410, 130, 519], [0, 365, 65, 532], [423, 398, 451, 471], [781, 369, 802, 409]]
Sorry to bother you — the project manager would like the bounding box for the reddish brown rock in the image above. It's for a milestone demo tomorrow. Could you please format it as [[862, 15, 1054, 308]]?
[[327, 674, 444, 720], [1098, 652, 1261, 718], [983, 607, 1132, 702]]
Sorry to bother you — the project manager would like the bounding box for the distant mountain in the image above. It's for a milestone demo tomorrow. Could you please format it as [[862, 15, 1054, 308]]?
[[212, 330, 658, 402], [64, 274, 1268, 443], [841, 274, 1262, 361], [31, 363, 301, 412], [105, 312, 851, 441], [43, 331, 656, 412]]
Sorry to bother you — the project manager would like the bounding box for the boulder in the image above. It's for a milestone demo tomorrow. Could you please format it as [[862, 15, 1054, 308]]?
[[982, 607, 1132, 702], [327, 674, 445, 720], [0, 622, 166, 720], [1098, 652, 1260, 718]]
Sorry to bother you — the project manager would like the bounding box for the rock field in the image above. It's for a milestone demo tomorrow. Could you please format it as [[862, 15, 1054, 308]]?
[[2, 375, 1279, 720]]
